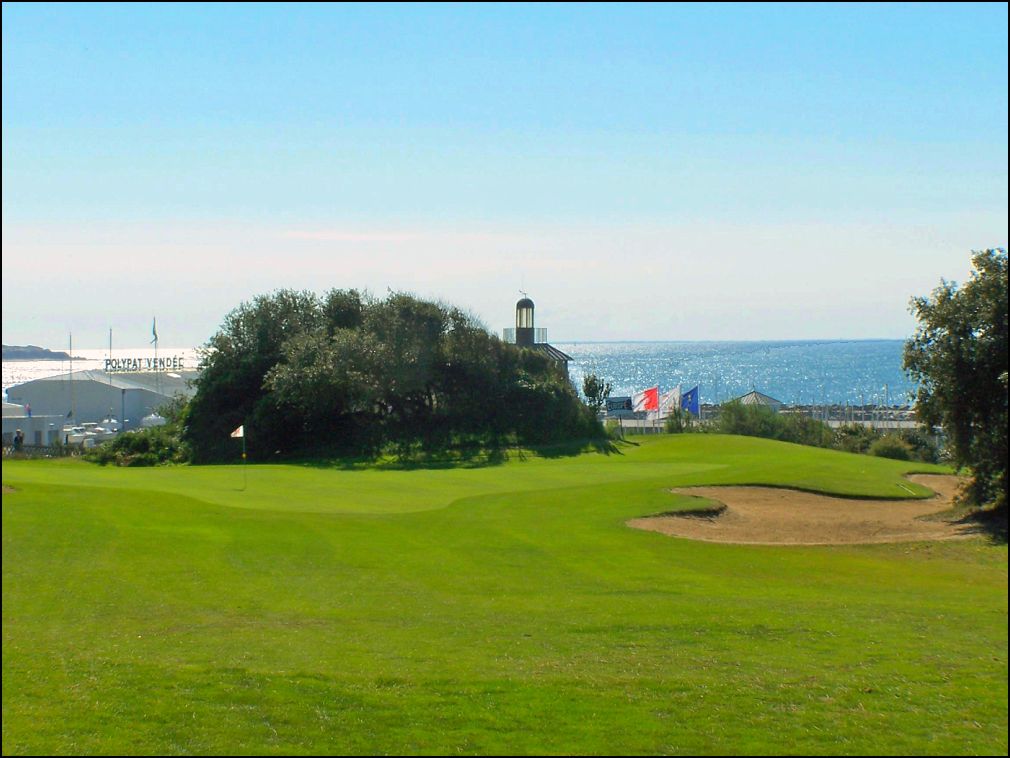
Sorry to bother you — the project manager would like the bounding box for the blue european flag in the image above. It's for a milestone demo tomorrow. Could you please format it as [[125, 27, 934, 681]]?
[[680, 385, 700, 417]]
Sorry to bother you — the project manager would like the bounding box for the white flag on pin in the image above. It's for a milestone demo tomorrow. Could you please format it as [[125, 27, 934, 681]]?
[[230, 425, 244, 438]]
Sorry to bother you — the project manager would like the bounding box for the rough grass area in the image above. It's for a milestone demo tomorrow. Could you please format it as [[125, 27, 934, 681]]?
[[3, 435, 1007, 755]]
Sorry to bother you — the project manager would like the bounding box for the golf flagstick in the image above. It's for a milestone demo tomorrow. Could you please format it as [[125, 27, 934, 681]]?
[[231, 425, 246, 490]]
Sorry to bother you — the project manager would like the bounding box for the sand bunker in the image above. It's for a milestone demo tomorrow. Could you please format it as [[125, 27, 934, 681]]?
[[627, 474, 976, 545]]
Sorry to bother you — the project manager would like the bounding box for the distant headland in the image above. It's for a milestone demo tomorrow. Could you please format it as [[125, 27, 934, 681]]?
[[2, 344, 83, 361]]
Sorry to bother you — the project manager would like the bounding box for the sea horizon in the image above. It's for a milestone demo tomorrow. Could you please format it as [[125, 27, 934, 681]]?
[[558, 337, 908, 345], [5, 336, 910, 350], [4, 338, 916, 407]]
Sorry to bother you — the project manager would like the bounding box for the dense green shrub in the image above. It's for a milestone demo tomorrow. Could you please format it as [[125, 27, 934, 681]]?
[[714, 403, 940, 463], [833, 423, 879, 455], [86, 424, 191, 467], [716, 401, 783, 440], [780, 413, 836, 448], [715, 402, 834, 448], [869, 434, 914, 461], [663, 408, 697, 434], [897, 428, 941, 464], [833, 424, 939, 463]]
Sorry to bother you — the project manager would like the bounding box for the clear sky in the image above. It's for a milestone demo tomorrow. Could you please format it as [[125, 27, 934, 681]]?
[[3, 3, 1007, 348]]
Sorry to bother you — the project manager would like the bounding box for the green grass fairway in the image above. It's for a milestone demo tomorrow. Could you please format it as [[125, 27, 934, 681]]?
[[3, 435, 1007, 755]]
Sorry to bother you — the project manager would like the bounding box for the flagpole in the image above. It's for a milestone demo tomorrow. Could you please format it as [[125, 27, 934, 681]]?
[[69, 331, 75, 422], [152, 317, 161, 397], [232, 424, 247, 491]]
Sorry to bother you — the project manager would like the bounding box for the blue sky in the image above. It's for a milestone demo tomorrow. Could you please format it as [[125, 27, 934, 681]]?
[[3, 3, 1007, 347]]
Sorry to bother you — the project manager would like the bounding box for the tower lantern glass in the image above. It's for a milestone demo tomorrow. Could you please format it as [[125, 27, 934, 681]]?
[[516, 297, 535, 347], [516, 299, 534, 329]]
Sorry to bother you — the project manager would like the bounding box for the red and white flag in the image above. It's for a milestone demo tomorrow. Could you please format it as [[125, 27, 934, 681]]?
[[632, 386, 659, 413], [230, 425, 244, 438]]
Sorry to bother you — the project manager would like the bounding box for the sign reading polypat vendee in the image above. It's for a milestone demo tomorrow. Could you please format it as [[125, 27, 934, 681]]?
[[104, 356, 187, 373]]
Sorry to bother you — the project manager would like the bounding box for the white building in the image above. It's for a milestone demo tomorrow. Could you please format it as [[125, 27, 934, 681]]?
[[733, 390, 785, 413], [2, 402, 64, 446], [5, 370, 199, 431]]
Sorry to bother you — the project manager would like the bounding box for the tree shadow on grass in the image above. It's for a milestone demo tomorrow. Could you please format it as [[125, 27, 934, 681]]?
[[934, 478, 1009, 544], [956, 507, 1009, 544], [286, 437, 630, 471], [524, 437, 627, 459], [928, 492, 1009, 544]]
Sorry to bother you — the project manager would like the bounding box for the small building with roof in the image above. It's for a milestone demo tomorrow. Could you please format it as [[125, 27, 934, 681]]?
[[501, 296, 573, 376], [732, 390, 785, 412], [2, 402, 65, 447], [5, 370, 199, 431]]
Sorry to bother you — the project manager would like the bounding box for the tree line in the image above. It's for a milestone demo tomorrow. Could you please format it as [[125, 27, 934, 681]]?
[[182, 289, 601, 462]]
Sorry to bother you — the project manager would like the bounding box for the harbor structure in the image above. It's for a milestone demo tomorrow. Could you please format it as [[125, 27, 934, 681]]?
[[501, 296, 573, 376]]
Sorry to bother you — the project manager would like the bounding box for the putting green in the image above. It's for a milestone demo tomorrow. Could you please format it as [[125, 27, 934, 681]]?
[[3, 435, 941, 514]]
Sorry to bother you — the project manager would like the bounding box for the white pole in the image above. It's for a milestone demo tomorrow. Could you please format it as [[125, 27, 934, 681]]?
[[153, 317, 162, 398], [884, 383, 889, 429], [69, 332, 75, 422]]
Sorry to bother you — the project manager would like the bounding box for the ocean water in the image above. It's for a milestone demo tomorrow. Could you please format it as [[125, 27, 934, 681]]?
[[556, 340, 915, 406], [3, 340, 915, 407]]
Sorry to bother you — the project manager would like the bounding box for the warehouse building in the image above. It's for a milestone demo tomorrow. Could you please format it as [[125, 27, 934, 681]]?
[[5, 370, 199, 431]]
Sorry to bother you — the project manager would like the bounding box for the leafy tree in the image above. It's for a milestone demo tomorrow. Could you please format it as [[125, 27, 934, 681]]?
[[265, 327, 382, 455], [184, 289, 324, 461], [582, 373, 613, 412], [321, 288, 364, 334], [185, 289, 602, 462], [904, 249, 1008, 515]]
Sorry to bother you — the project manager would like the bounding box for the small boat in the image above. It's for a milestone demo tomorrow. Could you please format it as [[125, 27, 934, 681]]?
[[62, 422, 119, 446], [62, 425, 88, 445], [140, 413, 167, 428]]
